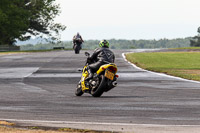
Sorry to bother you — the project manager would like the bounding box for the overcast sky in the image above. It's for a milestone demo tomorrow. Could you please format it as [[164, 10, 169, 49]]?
[[55, 0, 200, 41]]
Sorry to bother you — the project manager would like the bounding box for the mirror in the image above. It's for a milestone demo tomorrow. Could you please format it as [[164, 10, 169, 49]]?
[[85, 52, 90, 56]]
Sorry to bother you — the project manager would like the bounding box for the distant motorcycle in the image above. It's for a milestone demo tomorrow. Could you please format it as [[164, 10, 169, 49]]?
[[73, 38, 82, 54], [75, 52, 118, 97]]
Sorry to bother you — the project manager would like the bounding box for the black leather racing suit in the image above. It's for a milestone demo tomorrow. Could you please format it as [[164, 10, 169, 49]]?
[[88, 47, 115, 73]]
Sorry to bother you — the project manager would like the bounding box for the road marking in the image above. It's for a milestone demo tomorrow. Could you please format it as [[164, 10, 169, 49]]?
[[29, 73, 81, 78], [0, 67, 39, 79], [1, 119, 200, 127], [12, 82, 48, 93]]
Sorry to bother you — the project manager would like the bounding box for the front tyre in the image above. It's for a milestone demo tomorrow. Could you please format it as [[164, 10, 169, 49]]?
[[91, 75, 106, 97], [74, 45, 80, 54], [75, 83, 83, 96]]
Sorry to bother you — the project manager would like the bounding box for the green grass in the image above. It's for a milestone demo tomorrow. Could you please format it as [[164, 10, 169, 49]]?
[[20, 48, 72, 52], [126, 52, 200, 81], [0, 48, 73, 53], [171, 47, 200, 50]]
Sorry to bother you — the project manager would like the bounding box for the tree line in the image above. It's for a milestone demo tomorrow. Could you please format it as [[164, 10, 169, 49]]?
[[20, 37, 192, 50], [190, 27, 200, 47], [0, 0, 65, 46]]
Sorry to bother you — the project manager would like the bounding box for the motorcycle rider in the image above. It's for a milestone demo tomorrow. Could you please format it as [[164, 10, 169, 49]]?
[[85, 40, 115, 82], [73, 32, 84, 49]]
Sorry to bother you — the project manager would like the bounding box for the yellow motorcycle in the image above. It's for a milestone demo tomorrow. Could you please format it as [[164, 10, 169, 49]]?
[[75, 52, 118, 97]]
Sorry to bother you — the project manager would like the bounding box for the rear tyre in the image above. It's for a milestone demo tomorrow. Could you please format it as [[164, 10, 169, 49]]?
[[75, 83, 83, 96], [91, 75, 106, 97]]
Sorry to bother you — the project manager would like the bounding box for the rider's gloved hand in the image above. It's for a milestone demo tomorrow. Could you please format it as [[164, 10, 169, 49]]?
[[87, 57, 92, 64]]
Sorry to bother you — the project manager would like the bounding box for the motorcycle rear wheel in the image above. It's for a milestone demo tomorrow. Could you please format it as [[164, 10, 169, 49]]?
[[91, 75, 105, 97]]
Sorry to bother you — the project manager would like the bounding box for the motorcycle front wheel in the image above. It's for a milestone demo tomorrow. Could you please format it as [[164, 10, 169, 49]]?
[[75, 82, 83, 96], [74, 45, 80, 54], [91, 75, 106, 97], [75, 49, 80, 54]]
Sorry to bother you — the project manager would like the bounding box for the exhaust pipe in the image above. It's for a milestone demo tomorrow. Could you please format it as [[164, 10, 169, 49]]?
[[112, 81, 117, 87]]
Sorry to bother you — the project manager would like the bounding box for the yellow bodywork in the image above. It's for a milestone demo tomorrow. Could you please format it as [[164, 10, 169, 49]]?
[[81, 63, 118, 92], [96, 63, 118, 75], [81, 65, 89, 91]]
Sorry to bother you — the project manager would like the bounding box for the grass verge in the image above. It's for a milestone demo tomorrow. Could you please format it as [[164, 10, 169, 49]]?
[[126, 52, 200, 81], [0, 51, 26, 55], [0, 49, 72, 53], [0, 121, 112, 133], [0, 49, 73, 56], [171, 47, 200, 50]]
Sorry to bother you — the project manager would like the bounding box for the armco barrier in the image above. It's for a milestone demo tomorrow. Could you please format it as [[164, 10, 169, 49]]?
[[53, 47, 65, 50], [0, 45, 20, 51]]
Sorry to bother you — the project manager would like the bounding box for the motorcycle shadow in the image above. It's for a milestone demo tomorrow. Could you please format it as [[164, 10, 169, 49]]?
[[100, 95, 146, 99], [75, 95, 146, 99]]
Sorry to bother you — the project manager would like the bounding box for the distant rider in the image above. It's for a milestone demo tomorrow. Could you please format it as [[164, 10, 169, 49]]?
[[85, 40, 115, 82], [73, 32, 84, 49]]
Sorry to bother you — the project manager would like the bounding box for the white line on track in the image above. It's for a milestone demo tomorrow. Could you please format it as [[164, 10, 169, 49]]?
[[1, 118, 200, 127]]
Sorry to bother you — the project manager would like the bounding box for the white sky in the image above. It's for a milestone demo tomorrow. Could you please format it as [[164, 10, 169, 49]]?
[[55, 0, 200, 40]]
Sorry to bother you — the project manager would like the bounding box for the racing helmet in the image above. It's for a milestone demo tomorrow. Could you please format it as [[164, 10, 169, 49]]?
[[99, 40, 109, 48]]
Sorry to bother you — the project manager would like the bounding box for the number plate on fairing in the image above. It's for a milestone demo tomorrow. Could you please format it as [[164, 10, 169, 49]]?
[[105, 70, 114, 80]]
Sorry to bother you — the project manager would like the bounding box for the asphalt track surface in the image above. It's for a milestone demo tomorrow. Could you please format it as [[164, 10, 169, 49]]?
[[0, 49, 200, 132]]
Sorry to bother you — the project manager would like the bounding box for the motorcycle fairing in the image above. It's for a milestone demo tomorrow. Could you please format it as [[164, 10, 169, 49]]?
[[96, 63, 118, 75], [81, 65, 89, 91]]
